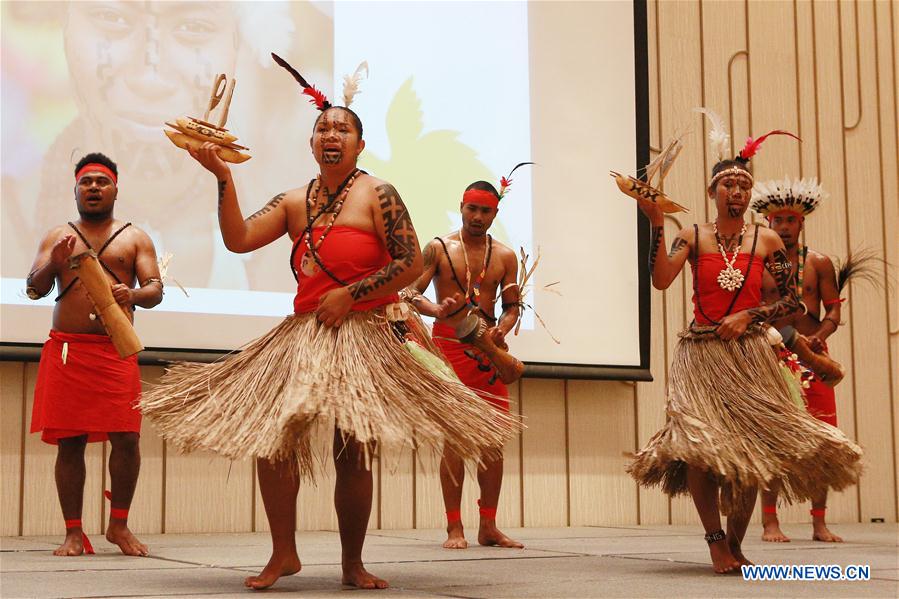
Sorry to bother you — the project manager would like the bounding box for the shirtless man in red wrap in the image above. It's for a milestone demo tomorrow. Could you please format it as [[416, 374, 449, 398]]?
[[27, 152, 163, 556], [406, 180, 523, 549], [752, 177, 847, 544]]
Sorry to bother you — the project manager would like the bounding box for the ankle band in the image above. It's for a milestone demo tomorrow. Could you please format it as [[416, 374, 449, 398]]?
[[109, 507, 129, 520], [446, 509, 461, 524], [810, 508, 826, 518], [762, 505, 778, 515], [704, 529, 726, 544]]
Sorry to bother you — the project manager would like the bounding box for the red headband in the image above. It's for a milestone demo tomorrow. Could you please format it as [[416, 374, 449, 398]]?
[[462, 189, 499, 209], [75, 164, 117, 185]]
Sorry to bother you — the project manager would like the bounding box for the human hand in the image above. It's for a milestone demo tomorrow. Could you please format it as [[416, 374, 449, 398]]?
[[436, 292, 466, 319], [716, 311, 752, 340], [111, 284, 134, 308], [487, 326, 508, 350], [50, 235, 76, 268], [187, 141, 231, 179], [807, 334, 826, 354], [635, 195, 664, 227], [316, 287, 354, 327]]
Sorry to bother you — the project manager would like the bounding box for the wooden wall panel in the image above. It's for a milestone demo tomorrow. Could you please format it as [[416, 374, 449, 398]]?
[[164, 451, 253, 533], [568, 381, 637, 526], [843, 0, 896, 522], [0, 363, 25, 535], [520, 379, 567, 527]]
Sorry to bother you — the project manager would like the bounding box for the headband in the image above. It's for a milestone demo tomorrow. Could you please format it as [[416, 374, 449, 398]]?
[[462, 189, 500, 209], [75, 164, 117, 185]]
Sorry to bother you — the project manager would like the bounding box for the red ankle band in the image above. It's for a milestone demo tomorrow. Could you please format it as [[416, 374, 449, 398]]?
[[810, 508, 826, 518], [64, 519, 82, 529], [109, 508, 129, 520], [478, 505, 497, 519], [762, 505, 778, 515], [446, 510, 462, 523]]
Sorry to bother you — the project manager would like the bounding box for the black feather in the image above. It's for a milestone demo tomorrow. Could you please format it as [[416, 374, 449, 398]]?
[[271, 53, 312, 89], [506, 161, 535, 179], [835, 249, 885, 293]]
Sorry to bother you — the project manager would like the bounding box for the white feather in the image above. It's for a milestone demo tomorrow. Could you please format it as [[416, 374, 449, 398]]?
[[342, 61, 369, 107], [694, 107, 730, 162]]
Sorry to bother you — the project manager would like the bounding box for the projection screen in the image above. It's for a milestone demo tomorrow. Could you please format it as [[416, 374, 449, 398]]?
[[1, 1, 650, 379]]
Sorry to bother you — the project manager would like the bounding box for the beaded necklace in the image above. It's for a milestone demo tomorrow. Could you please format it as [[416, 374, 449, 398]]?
[[299, 169, 359, 277], [459, 231, 490, 309]]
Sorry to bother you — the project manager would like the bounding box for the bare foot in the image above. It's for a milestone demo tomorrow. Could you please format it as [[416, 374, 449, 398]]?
[[708, 539, 741, 574], [443, 521, 468, 549], [761, 518, 791, 543], [728, 539, 753, 567], [244, 551, 302, 590], [478, 521, 524, 548], [53, 531, 84, 556], [813, 523, 843, 543], [105, 521, 149, 556], [342, 561, 388, 589]]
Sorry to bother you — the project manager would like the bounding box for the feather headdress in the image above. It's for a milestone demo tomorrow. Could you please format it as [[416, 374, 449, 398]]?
[[694, 107, 730, 162], [751, 176, 828, 217], [342, 62, 369, 107], [271, 53, 331, 110]]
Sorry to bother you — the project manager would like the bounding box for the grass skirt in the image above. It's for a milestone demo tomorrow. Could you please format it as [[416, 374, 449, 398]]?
[[627, 325, 862, 514], [140, 310, 518, 476]]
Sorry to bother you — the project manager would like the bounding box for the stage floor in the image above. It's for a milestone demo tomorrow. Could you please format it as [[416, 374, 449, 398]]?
[[2, 523, 897, 598]]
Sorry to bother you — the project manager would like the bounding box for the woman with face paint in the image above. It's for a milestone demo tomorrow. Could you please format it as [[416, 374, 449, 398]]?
[[625, 110, 862, 574], [140, 57, 518, 591]]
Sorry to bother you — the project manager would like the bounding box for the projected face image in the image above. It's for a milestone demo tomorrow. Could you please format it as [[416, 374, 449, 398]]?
[[460, 203, 498, 237], [311, 108, 364, 168], [64, 1, 238, 154]]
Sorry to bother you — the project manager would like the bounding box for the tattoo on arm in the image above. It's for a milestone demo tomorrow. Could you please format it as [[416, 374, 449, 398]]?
[[422, 242, 437, 270], [648, 226, 663, 273], [668, 237, 687, 258], [747, 248, 800, 323], [217, 179, 227, 216], [246, 192, 285, 221], [347, 184, 417, 300]]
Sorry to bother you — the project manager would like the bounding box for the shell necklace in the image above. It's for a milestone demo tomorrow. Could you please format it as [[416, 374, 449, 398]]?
[[714, 220, 747, 292]]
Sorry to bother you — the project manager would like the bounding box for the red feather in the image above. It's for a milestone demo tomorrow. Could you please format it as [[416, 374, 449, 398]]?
[[739, 129, 801, 159], [302, 86, 330, 110]]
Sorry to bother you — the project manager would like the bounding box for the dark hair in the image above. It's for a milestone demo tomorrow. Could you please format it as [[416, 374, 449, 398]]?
[[313, 106, 363, 140], [74, 152, 117, 177], [464, 180, 500, 199]]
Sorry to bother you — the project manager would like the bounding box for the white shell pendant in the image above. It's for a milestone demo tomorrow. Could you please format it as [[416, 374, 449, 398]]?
[[300, 251, 319, 277], [717, 265, 744, 292]]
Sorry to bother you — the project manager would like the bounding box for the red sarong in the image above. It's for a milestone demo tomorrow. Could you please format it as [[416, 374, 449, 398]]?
[[432, 323, 509, 411], [805, 379, 837, 427], [31, 330, 141, 444]]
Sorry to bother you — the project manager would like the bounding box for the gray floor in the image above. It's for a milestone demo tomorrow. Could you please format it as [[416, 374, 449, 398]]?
[[2, 523, 897, 598]]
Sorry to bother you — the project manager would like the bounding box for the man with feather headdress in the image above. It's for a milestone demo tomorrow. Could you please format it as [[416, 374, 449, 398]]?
[[752, 177, 872, 544]]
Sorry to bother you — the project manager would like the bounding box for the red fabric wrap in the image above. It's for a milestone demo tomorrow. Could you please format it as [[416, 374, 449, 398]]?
[[804, 378, 837, 426], [692, 254, 764, 325], [31, 330, 141, 444], [75, 163, 117, 185], [64, 519, 83, 529], [63, 520, 95, 554], [800, 340, 838, 427], [446, 509, 462, 523], [810, 508, 826, 518], [823, 298, 846, 307], [462, 189, 499, 209], [478, 504, 498, 519], [292, 226, 398, 314], [432, 323, 509, 411], [762, 505, 778, 515]]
